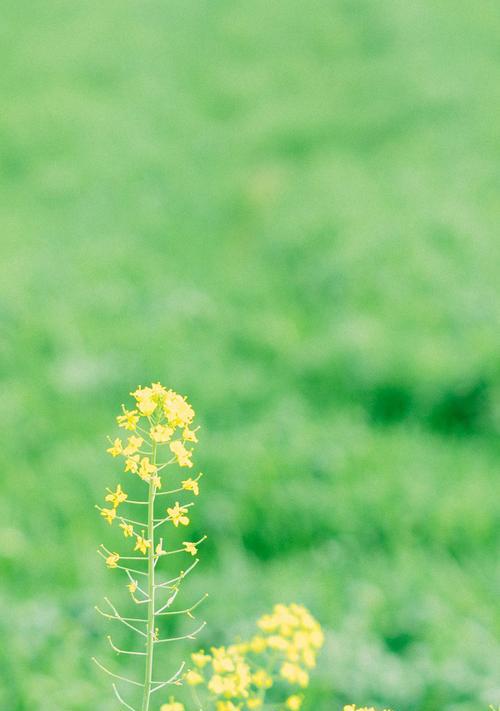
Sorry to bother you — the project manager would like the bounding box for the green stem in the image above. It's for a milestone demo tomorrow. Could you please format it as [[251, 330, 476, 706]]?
[[141, 442, 157, 711]]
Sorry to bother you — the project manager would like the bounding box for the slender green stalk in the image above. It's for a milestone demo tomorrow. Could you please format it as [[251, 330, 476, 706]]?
[[141, 441, 157, 711]]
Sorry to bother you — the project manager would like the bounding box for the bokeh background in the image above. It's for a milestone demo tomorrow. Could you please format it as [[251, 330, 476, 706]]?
[[1, 1, 499, 710]]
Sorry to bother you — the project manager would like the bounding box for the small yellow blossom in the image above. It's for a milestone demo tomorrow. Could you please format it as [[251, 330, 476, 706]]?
[[125, 454, 140, 473], [167, 502, 190, 527], [280, 662, 309, 688], [192, 651, 211, 668], [131, 386, 153, 400], [182, 477, 199, 495], [123, 435, 143, 456], [151, 474, 162, 489], [170, 440, 193, 468], [267, 635, 288, 651], [137, 396, 157, 416], [127, 579, 138, 593], [155, 541, 166, 556], [164, 391, 195, 428], [249, 636, 267, 653], [105, 484, 128, 508], [185, 669, 204, 686], [100, 508, 116, 525], [247, 700, 262, 709], [182, 426, 198, 443], [252, 669, 272, 689], [151, 382, 167, 398], [134, 534, 151, 555], [208, 675, 226, 695], [183, 541, 198, 556], [160, 700, 185, 711], [117, 406, 139, 431], [120, 522, 134, 538], [286, 696, 303, 710], [106, 552, 120, 568], [216, 702, 240, 711], [138, 456, 157, 482], [107, 438, 123, 457], [150, 424, 174, 443]]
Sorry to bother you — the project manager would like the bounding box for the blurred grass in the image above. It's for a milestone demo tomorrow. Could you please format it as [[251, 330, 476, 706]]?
[[0, 1, 499, 709]]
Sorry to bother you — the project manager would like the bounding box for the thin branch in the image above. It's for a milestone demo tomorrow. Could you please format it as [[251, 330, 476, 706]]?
[[156, 588, 179, 615], [112, 684, 138, 711], [95, 598, 147, 637], [150, 662, 186, 693], [154, 558, 200, 588], [108, 635, 146, 656], [155, 472, 203, 497], [119, 515, 148, 527], [156, 593, 208, 618], [92, 657, 142, 686], [155, 620, 206, 644]]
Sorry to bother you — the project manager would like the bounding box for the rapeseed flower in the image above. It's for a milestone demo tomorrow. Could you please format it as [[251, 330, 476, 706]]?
[[182, 476, 200, 495], [167, 502, 190, 527]]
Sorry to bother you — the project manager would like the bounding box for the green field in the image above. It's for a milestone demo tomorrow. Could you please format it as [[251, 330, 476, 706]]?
[[1, 1, 499, 709]]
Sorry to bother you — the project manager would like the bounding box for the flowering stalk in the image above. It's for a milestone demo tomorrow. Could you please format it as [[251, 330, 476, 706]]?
[[94, 383, 207, 711]]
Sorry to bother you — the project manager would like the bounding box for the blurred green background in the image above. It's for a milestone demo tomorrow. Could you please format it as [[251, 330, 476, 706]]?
[[1, 1, 499, 710]]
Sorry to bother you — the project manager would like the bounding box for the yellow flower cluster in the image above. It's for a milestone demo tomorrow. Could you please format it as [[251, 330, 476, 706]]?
[[108, 382, 198, 484], [97, 383, 202, 564], [170, 604, 323, 710]]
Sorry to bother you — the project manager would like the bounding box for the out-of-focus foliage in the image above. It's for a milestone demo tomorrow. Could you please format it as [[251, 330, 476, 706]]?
[[0, 1, 499, 710]]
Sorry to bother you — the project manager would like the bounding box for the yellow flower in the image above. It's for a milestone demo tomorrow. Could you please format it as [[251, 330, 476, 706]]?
[[151, 474, 162, 489], [216, 702, 240, 711], [208, 675, 226, 695], [191, 651, 211, 668], [183, 541, 198, 556], [120, 522, 134, 538], [160, 700, 185, 711], [182, 477, 199, 495], [127, 579, 138, 593], [150, 424, 174, 443], [131, 386, 153, 400], [105, 484, 128, 508], [252, 669, 272, 689], [247, 700, 262, 709], [107, 438, 123, 457], [138, 456, 157, 482], [167, 502, 190, 527], [170, 440, 193, 468], [125, 454, 140, 473], [134, 534, 151, 555], [249, 636, 267, 653], [185, 669, 203, 686], [106, 552, 120, 568], [117, 407, 139, 431], [151, 382, 167, 398], [280, 662, 309, 688], [258, 614, 279, 633], [286, 696, 303, 710], [123, 435, 143, 455], [137, 396, 157, 416], [182, 427, 198, 443], [164, 391, 195, 428], [155, 541, 166, 556], [100, 508, 116, 525], [267, 635, 288, 651]]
